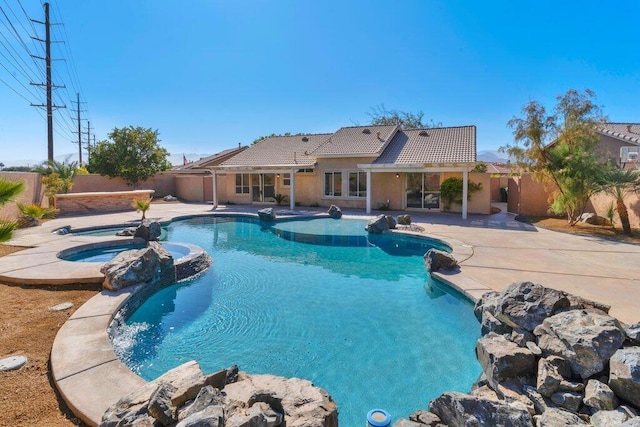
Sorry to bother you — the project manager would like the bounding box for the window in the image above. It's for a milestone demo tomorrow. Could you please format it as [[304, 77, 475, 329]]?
[[324, 171, 342, 197], [282, 173, 291, 187], [235, 173, 250, 194], [297, 168, 314, 173], [348, 171, 366, 198]]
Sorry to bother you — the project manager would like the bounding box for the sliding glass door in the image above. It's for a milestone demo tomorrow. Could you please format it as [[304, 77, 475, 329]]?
[[406, 173, 440, 209], [251, 173, 275, 203]]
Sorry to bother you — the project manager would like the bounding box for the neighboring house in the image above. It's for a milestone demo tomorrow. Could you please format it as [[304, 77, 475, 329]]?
[[594, 123, 640, 169], [211, 125, 486, 218]]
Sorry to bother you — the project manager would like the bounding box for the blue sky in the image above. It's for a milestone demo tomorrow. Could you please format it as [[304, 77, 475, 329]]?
[[1, 0, 639, 166]]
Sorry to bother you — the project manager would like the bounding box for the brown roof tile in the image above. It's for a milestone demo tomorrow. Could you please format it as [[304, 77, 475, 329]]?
[[597, 123, 640, 145], [219, 134, 330, 168], [373, 126, 476, 165], [310, 125, 398, 156]]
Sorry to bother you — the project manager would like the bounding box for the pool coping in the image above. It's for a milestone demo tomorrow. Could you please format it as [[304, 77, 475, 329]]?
[[45, 213, 488, 426]]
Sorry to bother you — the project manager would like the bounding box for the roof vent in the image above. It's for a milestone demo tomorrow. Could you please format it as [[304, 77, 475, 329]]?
[[362, 128, 371, 134], [419, 130, 429, 136], [302, 136, 309, 142], [627, 124, 632, 133]]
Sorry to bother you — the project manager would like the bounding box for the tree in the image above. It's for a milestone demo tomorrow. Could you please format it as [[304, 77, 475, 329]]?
[[367, 104, 442, 129], [33, 156, 78, 194], [0, 178, 24, 242], [598, 168, 640, 235], [132, 198, 151, 220], [88, 126, 171, 186], [501, 89, 606, 225], [251, 132, 304, 145], [440, 177, 483, 211]]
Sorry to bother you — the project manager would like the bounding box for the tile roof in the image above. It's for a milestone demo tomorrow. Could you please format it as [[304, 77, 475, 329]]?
[[373, 126, 476, 165], [219, 134, 331, 168], [485, 162, 511, 174], [309, 125, 398, 156], [597, 123, 640, 145], [176, 146, 247, 170]]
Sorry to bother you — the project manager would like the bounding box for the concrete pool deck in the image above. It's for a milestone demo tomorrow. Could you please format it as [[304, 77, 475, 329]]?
[[3, 201, 639, 425]]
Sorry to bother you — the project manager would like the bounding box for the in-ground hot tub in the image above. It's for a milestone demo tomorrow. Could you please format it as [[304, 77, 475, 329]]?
[[57, 240, 212, 281]]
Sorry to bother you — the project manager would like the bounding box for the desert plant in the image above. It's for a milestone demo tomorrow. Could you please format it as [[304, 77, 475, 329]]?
[[597, 168, 640, 235], [0, 178, 24, 242], [377, 200, 391, 211], [440, 177, 483, 211], [274, 193, 288, 206], [17, 203, 57, 227], [605, 202, 616, 228], [133, 198, 152, 220]]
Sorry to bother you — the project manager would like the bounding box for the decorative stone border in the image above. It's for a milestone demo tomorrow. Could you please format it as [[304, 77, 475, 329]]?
[[55, 189, 155, 216]]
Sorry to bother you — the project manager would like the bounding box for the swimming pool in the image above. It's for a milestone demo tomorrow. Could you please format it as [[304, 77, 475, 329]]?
[[111, 216, 480, 425]]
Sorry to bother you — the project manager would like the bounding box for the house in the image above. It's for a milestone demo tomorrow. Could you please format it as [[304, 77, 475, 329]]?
[[594, 123, 640, 169], [209, 125, 488, 218]]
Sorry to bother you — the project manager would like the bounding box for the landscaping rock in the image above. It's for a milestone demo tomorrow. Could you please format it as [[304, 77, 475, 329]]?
[[584, 379, 618, 411], [327, 204, 342, 219], [534, 310, 625, 379], [397, 214, 412, 225], [226, 364, 239, 384], [409, 409, 441, 425], [493, 282, 570, 332], [624, 322, 640, 345], [176, 405, 224, 427], [423, 249, 458, 273], [386, 215, 397, 229], [48, 302, 73, 311], [536, 356, 571, 397], [116, 227, 137, 236], [429, 392, 533, 427], [393, 419, 422, 427], [522, 385, 549, 414], [101, 241, 176, 291], [534, 408, 587, 426], [476, 332, 536, 390], [550, 391, 582, 413], [257, 208, 275, 221], [134, 220, 162, 241], [481, 310, 513, 335], [579, 212, 608, 225], [163, 195, 178, 202], [609, 346, 640, 408], [622, 418, 640, 427], [366, 214, 390, 234], [178, 386, 223, 421], [474, 291, 500, 322], [591, 407, 632, 426], [147, 382, 177, 425], [0, 355, 27, 372]]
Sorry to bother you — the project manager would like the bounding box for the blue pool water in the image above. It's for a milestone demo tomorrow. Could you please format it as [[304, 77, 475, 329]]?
[[113, 217, 481, 425], [62, 242, 189, 263]]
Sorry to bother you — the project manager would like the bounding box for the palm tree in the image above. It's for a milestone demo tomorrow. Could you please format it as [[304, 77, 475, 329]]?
[[598, 168, 640, 235], [133, 198, 151, 220], [33, 156, 78, 194], [0, 178, 25, 242]]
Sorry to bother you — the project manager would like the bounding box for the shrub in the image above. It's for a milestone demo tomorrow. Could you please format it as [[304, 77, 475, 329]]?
[[440, 177, 482, 211]]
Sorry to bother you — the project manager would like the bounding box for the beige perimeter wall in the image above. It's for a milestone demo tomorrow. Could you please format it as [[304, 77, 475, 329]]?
[[71, 173, 175, 197], [0, 172, 45, 220]]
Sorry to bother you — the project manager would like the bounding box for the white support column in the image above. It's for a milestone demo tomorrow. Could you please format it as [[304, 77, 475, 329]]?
[[462, 168, 468, 219], [289, 168, 295, 210], [212, 170, 218, 209], [366, 170, 372, 214]]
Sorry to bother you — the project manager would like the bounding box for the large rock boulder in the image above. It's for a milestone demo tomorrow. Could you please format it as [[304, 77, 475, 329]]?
[[534, 310, 625, 379], [397, 214, 412, 225], [366, 214, 390, 234], [591, 408, 634, 427], [134, 220, 162, 241], [493, 282, 570, 332], [624, 322, 640, 345], [609, 347, 640, 407], [429, 392, 533, 427], [534, 408, 587, 426], [584, 379, 618, 411], [100, 241, 176, 291], [102, 362, 336, 427], [476, 332, 536, 390], [423, 249, 458, 273], [257, 208, 275, 221], [536, 356, 571, 398], [327, 204, 342, 219]]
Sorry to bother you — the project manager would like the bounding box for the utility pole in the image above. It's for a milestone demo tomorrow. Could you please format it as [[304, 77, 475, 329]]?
[[30, 2, 65, 162], [85, 121, 92, 163], [71, 93, 86, 165]]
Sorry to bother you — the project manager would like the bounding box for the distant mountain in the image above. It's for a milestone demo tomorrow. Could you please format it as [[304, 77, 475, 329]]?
[[477, 150, 510, 163]]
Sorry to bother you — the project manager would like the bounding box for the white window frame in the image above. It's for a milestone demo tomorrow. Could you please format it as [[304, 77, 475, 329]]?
[[323, 171, 343, 197], [281, 173, 291, 187], [348, 170, 367, 198], [235, 173, 250, 194]]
